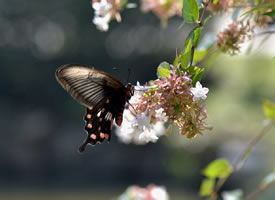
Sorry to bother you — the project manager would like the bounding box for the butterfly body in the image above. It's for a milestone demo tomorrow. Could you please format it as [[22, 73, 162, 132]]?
[[56, 64, 133, 152]]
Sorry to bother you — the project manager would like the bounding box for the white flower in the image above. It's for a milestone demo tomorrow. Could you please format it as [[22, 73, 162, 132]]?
[[222, 190, 243, 200], [151, 186, 170, 200], [92, 0, 112, 16], [115, 109, 166, 145], [133, 112, 160, 143], [115, 109, 136, 144], [190, 81, 209, 101], [134, 81, 157, 92], [93, 14, 111, 32], [130, 81, 157, 105], [139, 129, 159, 143], [134, 112, 152, 130], [153, 121, 166, 137], [155, 108, 167, 121]]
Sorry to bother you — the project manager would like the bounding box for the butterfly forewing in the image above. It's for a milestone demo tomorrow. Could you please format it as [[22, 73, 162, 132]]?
[[56, 64, 124, 108], [56, 64, 131, 152]]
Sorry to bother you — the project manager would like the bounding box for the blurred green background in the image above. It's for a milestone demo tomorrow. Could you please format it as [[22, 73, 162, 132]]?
[[1, 0, 275, 199]]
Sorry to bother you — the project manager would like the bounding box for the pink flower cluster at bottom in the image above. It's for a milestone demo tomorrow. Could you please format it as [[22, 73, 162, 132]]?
[[118, 184, 169, 200]]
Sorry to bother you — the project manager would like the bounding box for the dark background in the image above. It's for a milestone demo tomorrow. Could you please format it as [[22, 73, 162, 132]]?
[[1, 0, 275, 199]]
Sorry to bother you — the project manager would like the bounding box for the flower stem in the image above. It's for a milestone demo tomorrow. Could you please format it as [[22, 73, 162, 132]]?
[[244, 179, 275, 200], [189, 0, 210, 67], [210, 121, 274, 199], [232, 121, 274, 171]]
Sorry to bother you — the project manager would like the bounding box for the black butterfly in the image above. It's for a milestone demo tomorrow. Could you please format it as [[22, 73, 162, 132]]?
[[56, 64, 134, 152]]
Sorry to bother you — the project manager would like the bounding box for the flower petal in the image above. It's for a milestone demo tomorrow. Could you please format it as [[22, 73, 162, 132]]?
[[196, 81, 202, 89]]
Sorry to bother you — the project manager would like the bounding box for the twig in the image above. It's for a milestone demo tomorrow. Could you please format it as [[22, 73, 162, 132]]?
[[244, 179, 275, 200], [253, 30, 275, 37], [189, 0, 210, 67], [198, 1, 209, 27], [232, 121, 274, 171], [210, 121, 274, 199]]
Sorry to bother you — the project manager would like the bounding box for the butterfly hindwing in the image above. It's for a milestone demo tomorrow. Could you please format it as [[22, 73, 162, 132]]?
[[78, 106, 114, 152]]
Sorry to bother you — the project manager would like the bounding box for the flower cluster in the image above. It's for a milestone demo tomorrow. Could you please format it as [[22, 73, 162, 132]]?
[[251, 0, 275, 27], [204, 0, 244, 14], [141, 0, 182, 27], [91, 0, 125, 31], [217, 20, 254, 55], [116, 64, 210, 144], [115, 109, 167, 145], [118, 184, 169, 200], [115, 82, 167, 144], [137, 66, 211, 138]]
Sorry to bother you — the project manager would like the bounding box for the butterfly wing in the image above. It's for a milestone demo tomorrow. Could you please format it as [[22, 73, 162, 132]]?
[[56, 64, 128, 152], [56, 64, 124, 108]]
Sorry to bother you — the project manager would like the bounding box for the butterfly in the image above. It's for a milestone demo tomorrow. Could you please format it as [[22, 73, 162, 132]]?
[[56, 64, 134, 152]]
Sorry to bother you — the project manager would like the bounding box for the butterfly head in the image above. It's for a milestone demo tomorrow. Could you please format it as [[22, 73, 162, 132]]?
[[126, 83, 134, 100]]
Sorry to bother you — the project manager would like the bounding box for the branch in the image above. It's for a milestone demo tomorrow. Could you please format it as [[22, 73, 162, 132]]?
[[253, 30, 275, 37], [244, 179, 275, 200], [210, 121, 274, 199], [189, 0, 210, 67]]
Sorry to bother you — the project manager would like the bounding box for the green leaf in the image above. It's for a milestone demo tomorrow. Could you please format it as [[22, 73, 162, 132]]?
[[260, 172, 275, 187], [199, 178, 215, 197], [157, 62, 171, 78], [241, 3, 273, 17], [187, 65, 204, 86], [193, 49, 207, 63], [193, 27, 201, 47], [182, 0, 199, 23], [186, 27, 201, 48], [264, 10, 275, 19], [188, 65, 200, 75], [180, 39, 192, 70], [202, 159, 232, 179], [192, 68, 204, 86], [203, 15, 212, 26], [263, 100, 275, 120]]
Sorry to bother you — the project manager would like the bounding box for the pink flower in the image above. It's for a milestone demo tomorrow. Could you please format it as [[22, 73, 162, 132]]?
[[134, 65, 212, 139], [140, 0, 182, 27]]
